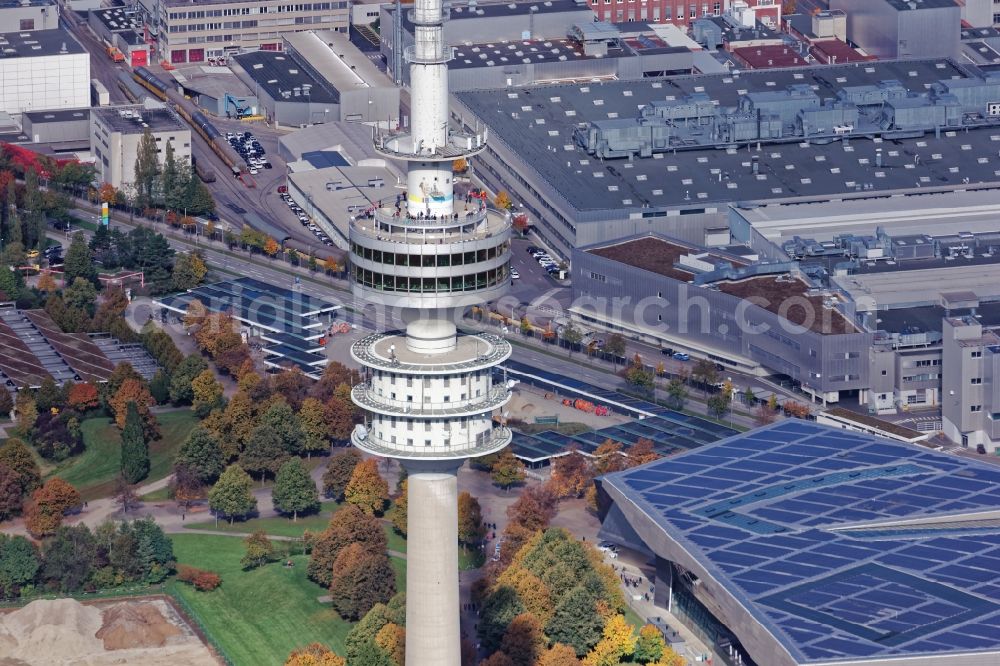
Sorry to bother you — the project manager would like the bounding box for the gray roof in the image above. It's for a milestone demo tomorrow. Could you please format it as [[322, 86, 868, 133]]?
[[92, 105, 186, 134], [23, 108, 89, 124], [233, 50, 339, 104], [884, 0, 958, 9], [451, 37, 685, 70], [602, 419, 1000, 664], [455, 58, 1000, 213], [392, 0, 588, 28], [91, 7, 142, 33], [0, 28, 85, 58]]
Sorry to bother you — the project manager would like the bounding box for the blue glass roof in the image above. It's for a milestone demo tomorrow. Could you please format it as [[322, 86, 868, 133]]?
[[603, 420, 1000, 663]]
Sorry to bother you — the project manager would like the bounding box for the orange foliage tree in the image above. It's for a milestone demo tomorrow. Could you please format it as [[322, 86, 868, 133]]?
[[24, 478, 80, 537], [109, 378, 156, 430], [66, 382, 100, 411], [344, 458, 389, 516], [548, 449, 593, 499], [264, 236, 280, 257], [627, 438, 661, 467], [284, 643, 347, 666]]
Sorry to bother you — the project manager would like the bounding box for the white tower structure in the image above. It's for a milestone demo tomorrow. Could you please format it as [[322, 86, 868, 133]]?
[[348, 0, 512, 661]]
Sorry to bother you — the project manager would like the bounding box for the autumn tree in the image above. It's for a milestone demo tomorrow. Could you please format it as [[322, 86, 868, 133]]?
[[627, 438, 661, 467], [66, 382, 100, 412], [583, 614, 636, 666], [307, 504, 386, 587], [0, 438, 41, 494], [482, 653, 516, 666], [114, 475, 140, 514], [388, 477, 408, 536], [0, 389, 12, 418], [345, 458, 389, 515], [285, 643, 347, 666], [374, 622, 405, 666], [594, 439, 626, 476], [0, 464, 25, 520], [507, 484, 557, 533], [490, 448, 525, 490], [109, 378, 157, 437], [170, 462, 206, 512], [299, 397, 331, 457], [549, 449, 593, 499], [329, 542, 396, 620], [272, 458, 320, 521], [120, 402, 150, 484], [264, 236, 280, 257], [501, 613, 547, 666], [176, 427, 225, 484], [241, 530, 275, 570], [190, 369, 224, 417], [538, 644, 583, 666], [208, 465, 257, 524], [322, 447, 361, 500], [457, 491, 486, 547], [494, 190, 512, 210], [25, 478, 81, 537]]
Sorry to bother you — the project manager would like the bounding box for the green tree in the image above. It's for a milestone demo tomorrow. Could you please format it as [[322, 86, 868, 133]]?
[[172, 251, 208, 290], [22, 169, 44, 250], [120, 402, 150, 484], [134, 128, 160, 209], [209, 464, 257, 523], [624, 358, 654, 393], [41, 524, 96, 593], [604, 333, 626, 366], [691, 358, 719, 396], [561, 322, 583, 355], [176, 427, 225, 484], [161, 140, 181, 211], [184, 168, 216, 216], [241, 424, 290, 483], [665, 377, 687, 411], [634, 624, 667, 664], [34, 376, 61, 413], [149, 369, 170, 404], [63, 232, 97, 286], [329, 542, 396, 621], [5, 178, 21, 247], [490, 448, 526, 490], [190, 368, 224, 417], [132, 516, 174, 582], [707, 393, 730, 419], [546, 585, 605, 657], [260, 401, 305, 456], [480, 586, 525, 653], [169, 354, 209, 405], [272, 458, 319, 521], [241, 530, 274, 570], [63, 277, 98, 315], [458, 491, 486, 547], [0, 464, 24, 520], [0, 533, 39, 599]]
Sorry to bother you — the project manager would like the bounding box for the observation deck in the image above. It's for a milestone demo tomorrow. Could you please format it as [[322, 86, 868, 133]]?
[[353, 424, 512, 461], [350, 332, 512, 375], [350, 205, 509, 245], [352, 383, 511, 418], [372, 126, 487, 162]]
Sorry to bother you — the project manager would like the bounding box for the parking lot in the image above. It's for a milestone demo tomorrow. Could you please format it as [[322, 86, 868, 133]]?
[[277, 190, 336, 248]]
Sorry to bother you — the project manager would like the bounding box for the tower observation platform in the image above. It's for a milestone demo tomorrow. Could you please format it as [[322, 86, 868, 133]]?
[[347, 0, 513, 659]]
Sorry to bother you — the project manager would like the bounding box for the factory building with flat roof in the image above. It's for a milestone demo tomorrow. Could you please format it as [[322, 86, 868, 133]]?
[[454, 57, 1000, 260]]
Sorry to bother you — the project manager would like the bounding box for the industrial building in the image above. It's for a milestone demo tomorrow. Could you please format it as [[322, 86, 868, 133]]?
[[0, 28, 90, 119], [829, 0, 960, 59], [87, 7, 153, 68], [135, 0, 350, 64], [0, 0, 58, 31], [454, 58, 1000, 260], [91, 102, 191, 190], [232, 30, 397, 127], [599, 419, 1000, 666], [942, 312, 1000, 450], [585, 0, 780, 29]]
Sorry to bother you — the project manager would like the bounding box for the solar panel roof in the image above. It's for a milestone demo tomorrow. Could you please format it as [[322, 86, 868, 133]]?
[[602, 420, 1000, 663]]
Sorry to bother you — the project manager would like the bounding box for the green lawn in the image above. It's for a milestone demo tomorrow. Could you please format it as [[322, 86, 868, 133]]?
[[458, 547, 485, 571], [185, 502, 341, 537], [168, 533, 405, 665], [140, 486, 171, 502], [49, 411, 199, 500], [384, 524, 407, 554]]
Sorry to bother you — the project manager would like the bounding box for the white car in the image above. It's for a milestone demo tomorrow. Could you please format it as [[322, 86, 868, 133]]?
[[510, 268, 520, 279], [249, 168, 258, 175]]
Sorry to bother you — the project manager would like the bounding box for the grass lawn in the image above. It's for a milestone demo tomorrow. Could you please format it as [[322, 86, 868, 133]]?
[[49, 411, 199, 501], [169, 533, 408, 665], [185, 502, 341, 537], [140, 486, 171, 502], [624, 606, 646, 630], [458, 547, 484, 571], [384, 524, 407, 554]]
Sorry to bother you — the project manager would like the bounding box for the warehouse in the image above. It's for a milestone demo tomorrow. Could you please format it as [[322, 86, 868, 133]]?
[[0, 28, 90, 119], [91, 102, 191, 189]]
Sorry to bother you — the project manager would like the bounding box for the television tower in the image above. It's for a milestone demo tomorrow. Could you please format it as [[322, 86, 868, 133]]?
[[348, 0, 513, 660]]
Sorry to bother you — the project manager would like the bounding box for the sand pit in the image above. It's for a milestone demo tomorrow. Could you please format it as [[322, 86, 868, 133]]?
[[0, 598, 219, 665]]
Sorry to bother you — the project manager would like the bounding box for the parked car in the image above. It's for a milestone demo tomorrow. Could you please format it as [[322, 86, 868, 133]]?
[[660, 347, 674, 356], [510, 268, 520, 279], [673, 352, 690, 361], [977, 443, 987, 454]]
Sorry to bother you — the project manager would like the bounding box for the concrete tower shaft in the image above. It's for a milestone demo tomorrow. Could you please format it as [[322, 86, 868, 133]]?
[[351, 0, 511, 660]]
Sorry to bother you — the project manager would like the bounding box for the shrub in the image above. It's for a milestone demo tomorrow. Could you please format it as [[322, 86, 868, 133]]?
[[176, 564, 222, 591]]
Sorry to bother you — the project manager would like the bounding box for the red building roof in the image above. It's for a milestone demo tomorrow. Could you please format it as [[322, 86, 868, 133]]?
[[809, 39, 875, 64], [732, 44, 806, 69]]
